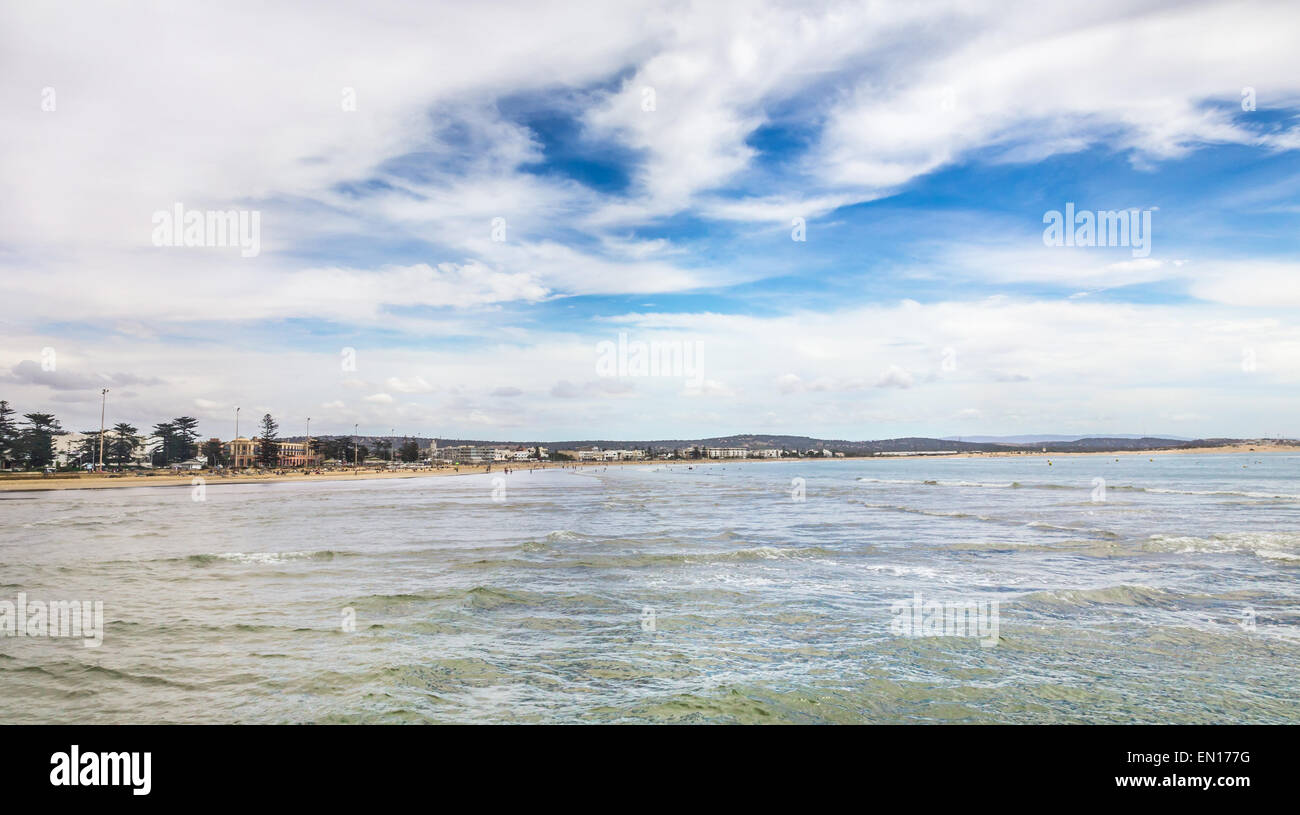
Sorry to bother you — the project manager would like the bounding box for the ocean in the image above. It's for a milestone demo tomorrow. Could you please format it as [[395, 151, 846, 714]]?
[[1, 452, 1297, 723]]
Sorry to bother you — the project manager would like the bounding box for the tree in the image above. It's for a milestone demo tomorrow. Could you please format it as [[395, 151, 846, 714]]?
[[151, 421, 176, 466], [315, 438, 337, 462], [0, 400, 17, 469], [257, 414, 279, 467], [21, 413, 63, 469], [76, 430, 104, 467], [171, 416, 200, 462], [200, 438, 225, 468], [319, 438, 355, 463], [399, 440, 420, 462], [109, 423, 141, 467], [372, 439, 392, 461]]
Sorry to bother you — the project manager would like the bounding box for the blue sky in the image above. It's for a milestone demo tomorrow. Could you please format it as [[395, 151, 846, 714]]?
[[2, 0, 1299, 440]]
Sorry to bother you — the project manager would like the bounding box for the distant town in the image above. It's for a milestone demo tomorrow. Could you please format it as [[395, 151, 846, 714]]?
[[0, 398, 1293, 474]]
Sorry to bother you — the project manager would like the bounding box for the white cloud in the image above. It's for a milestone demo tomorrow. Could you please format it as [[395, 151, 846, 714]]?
[[875, 365, 914, 389], [385, 376, 435, 394], [2, 0, 1298, 443]]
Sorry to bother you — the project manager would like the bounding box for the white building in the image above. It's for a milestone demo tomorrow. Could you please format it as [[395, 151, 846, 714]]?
[[569, 448, 644, 461], [54, 432, 89, 467], [706, 447, 747, 459], [435, 445, 495, 464]]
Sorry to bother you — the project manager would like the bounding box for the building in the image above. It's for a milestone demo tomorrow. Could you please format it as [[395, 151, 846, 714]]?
[[434, 445, 495, 464], [564, 448, 645, 462], [131, 436, 162, 468], [492, 447, 539, 461], [224, 437, 260, 468], [706, 447, 747, 459], [276, 441, 324, 468], [54, 432, 90, 467], [753, 448, 781, 458]]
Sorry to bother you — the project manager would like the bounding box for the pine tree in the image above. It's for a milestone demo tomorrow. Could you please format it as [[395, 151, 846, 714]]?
[[257, 414, 279, 467], [151, 421, 176, 466], [0, 400, 17, 469], [110, 423, 141, 467], [171, 416, 200, 461], [21, 413, 63, 469]]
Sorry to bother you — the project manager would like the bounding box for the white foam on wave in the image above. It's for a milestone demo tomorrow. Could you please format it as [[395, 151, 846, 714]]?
[[208, 551, 323, 564], [1145, 532, 1300, 560]]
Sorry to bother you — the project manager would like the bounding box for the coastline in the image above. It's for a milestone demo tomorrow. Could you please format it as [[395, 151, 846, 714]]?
[[0, 442, 1289, 493]]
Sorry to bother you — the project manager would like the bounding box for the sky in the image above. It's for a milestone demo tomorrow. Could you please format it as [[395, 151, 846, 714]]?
[[1, 0, 1299, 442]]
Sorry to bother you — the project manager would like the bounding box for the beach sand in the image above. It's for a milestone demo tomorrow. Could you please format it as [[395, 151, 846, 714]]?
[[0, 459, 687, 492]]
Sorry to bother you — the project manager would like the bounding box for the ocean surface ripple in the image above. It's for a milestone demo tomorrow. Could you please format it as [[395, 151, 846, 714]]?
[[1, 453, 1297, 723]]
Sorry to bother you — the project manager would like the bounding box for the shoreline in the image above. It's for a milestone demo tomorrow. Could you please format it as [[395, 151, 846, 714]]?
[[0, 443, 1290, 493]]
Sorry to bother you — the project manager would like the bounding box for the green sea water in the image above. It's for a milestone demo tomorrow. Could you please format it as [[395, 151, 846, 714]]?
[[1, 453, 1296, 723]]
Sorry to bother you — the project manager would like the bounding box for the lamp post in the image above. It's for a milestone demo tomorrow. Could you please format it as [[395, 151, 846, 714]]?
[[390, 427, 395, 467], [353, 423, 358, 473], [235, 406, 241, 469], [98, 388, 108, 472], [305, 417, 311, 469]]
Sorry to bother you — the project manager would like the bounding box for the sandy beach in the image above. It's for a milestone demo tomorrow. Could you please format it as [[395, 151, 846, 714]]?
[[0, 442, 1291, 493], [0, 463, 514, 492]]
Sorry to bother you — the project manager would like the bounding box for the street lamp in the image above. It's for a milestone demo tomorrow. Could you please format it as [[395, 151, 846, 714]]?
[[98, 388, 108, 472]]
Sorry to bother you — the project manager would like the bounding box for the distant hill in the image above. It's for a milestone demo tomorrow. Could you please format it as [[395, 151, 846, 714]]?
[[289, 432, 1292, 455], [942, 434, 1194, 444]]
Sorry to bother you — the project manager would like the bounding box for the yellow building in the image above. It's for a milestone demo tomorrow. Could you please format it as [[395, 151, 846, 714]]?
[[222, 437, 323, 468], [224, 437, 260, 468], [276, 441, 323, 468]]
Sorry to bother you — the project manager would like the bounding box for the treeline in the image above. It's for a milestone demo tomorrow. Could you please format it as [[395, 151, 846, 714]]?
[[0, 400, 216, 470], [312, 437, 422, 463], [0, 400, 426, 471], [0, 401, 62, 469]]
